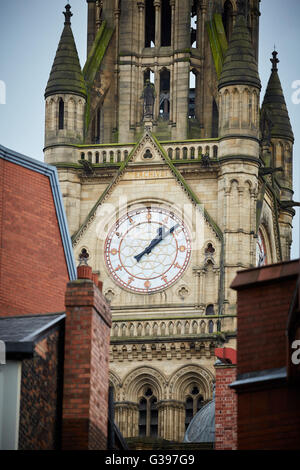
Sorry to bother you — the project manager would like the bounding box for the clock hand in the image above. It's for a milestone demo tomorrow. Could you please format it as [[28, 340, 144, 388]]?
[[134, 224, 179, 262]]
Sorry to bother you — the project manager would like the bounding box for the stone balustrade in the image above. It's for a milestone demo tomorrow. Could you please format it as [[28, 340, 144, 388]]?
[[77, 140, 219, 165], [111, 317, 222, 338]]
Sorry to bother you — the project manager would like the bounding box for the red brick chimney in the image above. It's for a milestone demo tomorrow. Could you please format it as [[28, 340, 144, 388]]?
[[214, 347, 237, 450], [62, 264, 111, 450]]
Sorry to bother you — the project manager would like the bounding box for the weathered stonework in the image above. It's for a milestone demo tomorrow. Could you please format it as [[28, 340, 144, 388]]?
[[44, 0, 294, 444]]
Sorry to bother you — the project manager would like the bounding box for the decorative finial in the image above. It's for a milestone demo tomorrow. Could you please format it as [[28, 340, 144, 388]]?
[[237, 0, 246, 17], [63, 4, 73, 25], [271, 50, 279, 72]]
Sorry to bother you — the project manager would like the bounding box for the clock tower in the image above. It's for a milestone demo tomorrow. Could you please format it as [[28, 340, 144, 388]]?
[[44, 0, 295, 445]]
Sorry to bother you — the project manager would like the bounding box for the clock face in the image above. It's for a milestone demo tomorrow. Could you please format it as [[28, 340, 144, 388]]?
[[104, 207, 191, 293]]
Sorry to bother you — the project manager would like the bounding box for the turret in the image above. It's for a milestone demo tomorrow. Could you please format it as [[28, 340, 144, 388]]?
[[261, 50, 294, 200], [260, 50, 295, 260], [44, 4, 87, 160], [217, 0, 262, 310], [218, 0, 261, 160]]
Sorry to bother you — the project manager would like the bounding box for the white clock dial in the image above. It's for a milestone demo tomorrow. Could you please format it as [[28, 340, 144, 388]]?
[[104, 207, 191, 293]]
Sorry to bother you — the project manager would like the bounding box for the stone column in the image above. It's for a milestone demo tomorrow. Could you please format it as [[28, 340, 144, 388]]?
[[115, 402, 139, 438], [170, 0, 175, 47], [154, 0, 161, 48], [157, 400, 185, 441]]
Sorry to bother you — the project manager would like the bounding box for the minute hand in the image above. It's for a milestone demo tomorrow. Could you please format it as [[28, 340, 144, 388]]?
[[134, 224, 179, 263]]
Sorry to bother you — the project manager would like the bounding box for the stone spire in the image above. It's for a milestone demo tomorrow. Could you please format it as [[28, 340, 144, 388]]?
[[218, 0, 261, 90], [45, 4, 86, 98], [261, 50, 294, 142]]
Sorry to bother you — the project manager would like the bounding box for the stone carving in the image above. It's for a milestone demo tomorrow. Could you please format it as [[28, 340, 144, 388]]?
[[141, 80, 156, 120]]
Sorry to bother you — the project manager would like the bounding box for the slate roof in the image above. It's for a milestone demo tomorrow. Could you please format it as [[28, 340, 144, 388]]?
[[261, 53, 294, 141], [0, 313, 65, 357], [45, 8, 86, 98], [218, 10, 261, 90]]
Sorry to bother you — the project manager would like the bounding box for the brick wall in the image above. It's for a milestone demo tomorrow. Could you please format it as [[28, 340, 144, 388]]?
[[238, 386, 300, 450], [231, 260, 300, 450], [232, 261, 299, 374], [215, 361, 237, 450], [0, 159, 70, 316], [62, 266, 111, 450], [18, 328, 64, 450]]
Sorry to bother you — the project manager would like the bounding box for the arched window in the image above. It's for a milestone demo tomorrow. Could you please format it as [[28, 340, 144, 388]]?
[[96, 107, 101, 143], [208, 320, 214, 333], [212, 99, 219, 138], [95, 152, 99, 164], [213, 145, 218, 159], [205, 304, 215, 315], [189, 71, 196, 118], [145, 0, 155, 47], [185, 386, 204, 430], [59, 98, 64, 130], [138, 388, 158, 437], [223, 0, 233, 42], [168, 148, 173, 160], [159, 69, 170, 120]]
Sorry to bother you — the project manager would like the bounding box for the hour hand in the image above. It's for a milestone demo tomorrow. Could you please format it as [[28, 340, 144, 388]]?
[[134, 227, 164, 262], [134, 224, 179, 263]]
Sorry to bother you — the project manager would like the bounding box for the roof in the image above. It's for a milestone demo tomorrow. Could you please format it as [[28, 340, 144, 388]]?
[[45, 7, 86, 99], [183, 399, 215, 443], [261, 52, 294, 142], [231, 259, 299, 291], [0, 313, 65, 358], [218, 11, 261, 90], [0, 144, 77, 281]]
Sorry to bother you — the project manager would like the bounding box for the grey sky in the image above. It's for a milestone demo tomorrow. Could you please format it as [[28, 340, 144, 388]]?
[[0, 0, 299, 258]]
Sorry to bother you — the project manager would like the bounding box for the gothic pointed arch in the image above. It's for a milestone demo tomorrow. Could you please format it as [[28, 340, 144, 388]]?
[[122, 366, 167, 402], [168, 364, 214, 401], [109, 370, 122, 400]]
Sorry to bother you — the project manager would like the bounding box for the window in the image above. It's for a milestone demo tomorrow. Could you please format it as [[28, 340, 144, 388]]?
[[185, 386, 204, 430], [212, 99, 219, 138], [190, 2, 197, 47], [145, 0, 155, 47], [205, 304, 215, 315], [161, 0, 171, 46], [59, 98, 64, 130], [189, 71, 196, 118], [138, 388, 158, 437], [159, 69, 170, 120], [223, 0, 233, 42]]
